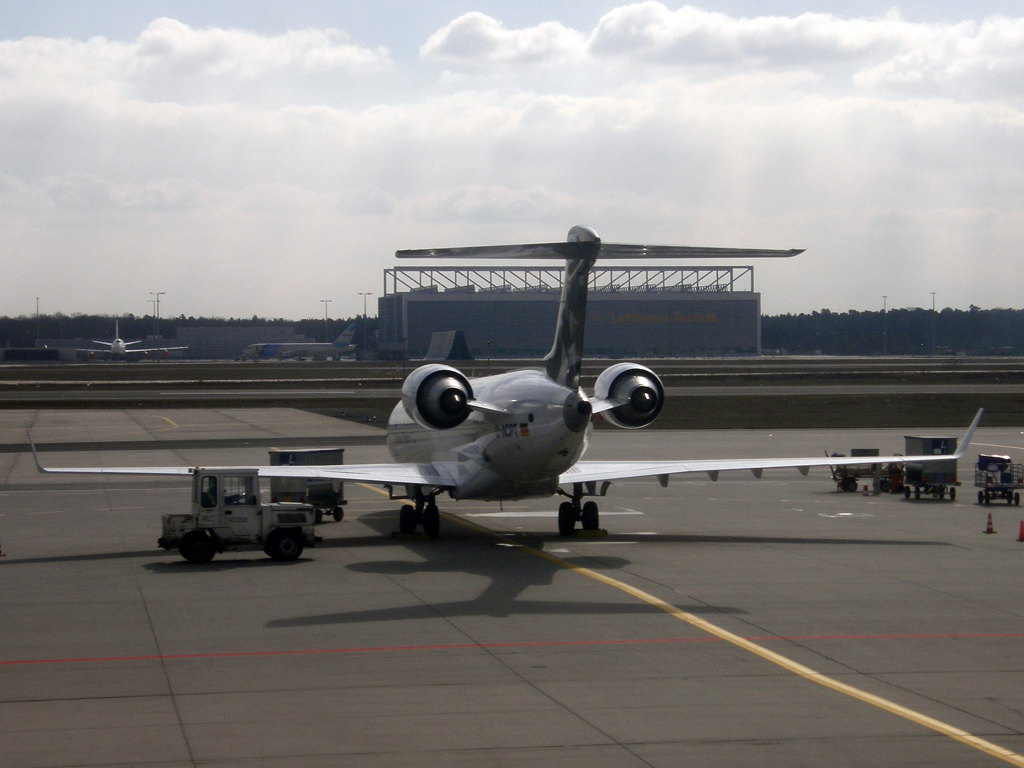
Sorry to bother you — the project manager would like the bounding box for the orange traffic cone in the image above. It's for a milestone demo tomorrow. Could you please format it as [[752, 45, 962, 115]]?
[[985, 512, 995, 534], [1018, 520, 1024, 542]]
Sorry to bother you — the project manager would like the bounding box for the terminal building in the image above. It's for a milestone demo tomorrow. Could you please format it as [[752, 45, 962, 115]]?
[[377, 265, 761, 359]]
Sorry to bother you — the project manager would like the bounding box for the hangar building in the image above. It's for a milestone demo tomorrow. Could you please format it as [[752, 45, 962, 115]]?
[[377, 265, 760, 359]]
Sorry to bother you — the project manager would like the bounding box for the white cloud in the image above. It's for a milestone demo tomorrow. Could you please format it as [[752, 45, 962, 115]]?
[[2, 9, 1024, 318], [587, 4, 918, 66], [421, 12, 586, 66], [42, 173, 205, 211], [132, 18, 391, 79], [0, 18, 392, 108], [413, 184, 575, 222], [854, 15, 1024, 96], [420, 5, 1024, 102]]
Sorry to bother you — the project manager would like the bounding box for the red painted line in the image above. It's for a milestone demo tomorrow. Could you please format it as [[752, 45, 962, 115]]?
[[3, 632, 1023, 667], [0, 637, 717, 666]]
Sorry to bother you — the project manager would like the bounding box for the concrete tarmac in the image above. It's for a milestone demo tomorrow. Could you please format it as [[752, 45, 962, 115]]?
[[2, 409, 1024, 767]]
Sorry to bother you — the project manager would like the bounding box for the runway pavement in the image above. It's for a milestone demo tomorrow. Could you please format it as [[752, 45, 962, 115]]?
[[2, 408, 1024, 767]]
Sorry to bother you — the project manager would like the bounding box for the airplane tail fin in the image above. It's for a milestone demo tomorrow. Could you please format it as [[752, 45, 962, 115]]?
[[544, 227, 600, 388], [334, 324, 357, 346], [397, 227, 804, 389]]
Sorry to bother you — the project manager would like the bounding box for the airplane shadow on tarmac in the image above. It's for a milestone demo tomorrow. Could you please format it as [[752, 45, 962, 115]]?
[[0, 506, 953, 576], [264, 508, 952, 630]]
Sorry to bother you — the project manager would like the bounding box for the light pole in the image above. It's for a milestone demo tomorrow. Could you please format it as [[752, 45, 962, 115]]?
[[358, 292, 373, 358], [930, 291, 937, 355], [319, 299, 332, 343], [150, 291, 165, 337], [882, 295, 887, 355]]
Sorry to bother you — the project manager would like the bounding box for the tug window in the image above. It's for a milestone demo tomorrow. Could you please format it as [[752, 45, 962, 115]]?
[[200, 476, 217, 508], [223, 475, 257, 505]]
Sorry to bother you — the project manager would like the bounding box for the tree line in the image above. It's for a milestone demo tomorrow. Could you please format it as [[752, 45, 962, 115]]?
[[2, 306, 1022, 356], [762, 306, 1024, 355], [0, 314, 377, 349]]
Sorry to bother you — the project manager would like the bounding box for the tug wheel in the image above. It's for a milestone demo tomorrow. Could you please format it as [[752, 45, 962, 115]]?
[[179, 531, 216, 564], [266, 529, 304, 561]]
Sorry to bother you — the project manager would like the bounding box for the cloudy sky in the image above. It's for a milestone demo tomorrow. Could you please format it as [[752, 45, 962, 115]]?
[[2, 2, 1023, 320]]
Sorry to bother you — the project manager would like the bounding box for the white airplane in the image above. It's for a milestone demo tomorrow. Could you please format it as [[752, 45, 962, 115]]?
[[239, 324, 357, 361], [35, 226, 982, 540], [77, 320, 188, 361]]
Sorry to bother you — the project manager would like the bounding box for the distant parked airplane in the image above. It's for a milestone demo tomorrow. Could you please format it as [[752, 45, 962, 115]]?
[[239, 324, 357, 361], [77, 320, 187, 361]]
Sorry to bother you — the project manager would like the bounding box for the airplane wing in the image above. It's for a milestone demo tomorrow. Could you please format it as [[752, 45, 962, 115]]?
[[27, 436, 457, 487], [560, 409, 983, 485], [29, 409, 982, 495], [254, 463, 457, 487]]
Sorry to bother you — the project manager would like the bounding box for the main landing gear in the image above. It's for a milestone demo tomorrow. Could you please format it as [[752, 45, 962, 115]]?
[[558, 496, 600, 537], [398, 493, 441, 539]]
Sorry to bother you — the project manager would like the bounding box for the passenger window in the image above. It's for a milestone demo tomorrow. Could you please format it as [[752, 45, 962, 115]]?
[[200, 476, 217, 508]]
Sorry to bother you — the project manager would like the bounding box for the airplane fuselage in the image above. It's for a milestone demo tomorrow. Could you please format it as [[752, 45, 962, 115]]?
[[386, 369, 589, 501]]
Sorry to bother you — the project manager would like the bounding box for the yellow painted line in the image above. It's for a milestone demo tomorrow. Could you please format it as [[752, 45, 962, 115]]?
[[445, 511, 1024, 766], [355, 482, 1024, 765], [153, 416, 179, 432], [358, 483, 397, 497]]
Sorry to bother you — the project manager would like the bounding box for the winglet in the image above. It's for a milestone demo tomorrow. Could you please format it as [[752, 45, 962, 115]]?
[[27, 430, 50, 474], [953, 408, 984, 460]]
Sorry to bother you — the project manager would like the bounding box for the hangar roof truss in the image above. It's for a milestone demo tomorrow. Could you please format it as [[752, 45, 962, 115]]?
[[384, 266, 754, 296]]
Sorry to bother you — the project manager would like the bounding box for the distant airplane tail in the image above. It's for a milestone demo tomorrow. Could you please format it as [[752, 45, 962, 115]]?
[[334, 324, 357, 347]]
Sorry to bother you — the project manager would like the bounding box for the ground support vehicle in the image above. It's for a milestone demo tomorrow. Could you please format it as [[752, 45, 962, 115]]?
[[268, 448, 347, 523], [903, 435, 959, 500], [829, 448, 904, 493], [158, 469, 319, 563], [974, 454, 1023, 505]]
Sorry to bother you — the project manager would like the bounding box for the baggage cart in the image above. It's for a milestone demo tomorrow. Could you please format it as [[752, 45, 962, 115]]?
[[829, 448, 903, 493], [903, 435, 959, 500], [974, 454, 1023, 505], [268, 447, 347, 523]]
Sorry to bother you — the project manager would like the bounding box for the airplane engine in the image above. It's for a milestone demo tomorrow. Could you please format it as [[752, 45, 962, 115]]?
[[594, 363, 664, 429], [401, 364, 474, 430]]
